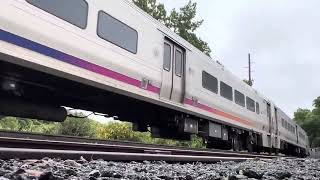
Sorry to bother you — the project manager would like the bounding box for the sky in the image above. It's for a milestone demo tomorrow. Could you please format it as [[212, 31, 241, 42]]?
[[158, 0, 320, 117]]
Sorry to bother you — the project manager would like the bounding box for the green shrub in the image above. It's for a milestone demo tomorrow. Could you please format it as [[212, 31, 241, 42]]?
[[59, 117, 98, 138]]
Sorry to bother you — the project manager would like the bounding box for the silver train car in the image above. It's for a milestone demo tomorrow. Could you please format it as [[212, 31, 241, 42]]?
[[0, 0, 308, 156]]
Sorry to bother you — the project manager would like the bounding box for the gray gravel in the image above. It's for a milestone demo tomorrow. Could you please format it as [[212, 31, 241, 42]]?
[[0, 157, 319, 180]]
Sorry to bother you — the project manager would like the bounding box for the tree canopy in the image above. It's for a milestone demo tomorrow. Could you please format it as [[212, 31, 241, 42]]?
[[133, 0, 211, 56], [294, 96, 320, 147], [243, 79, 253, 86]]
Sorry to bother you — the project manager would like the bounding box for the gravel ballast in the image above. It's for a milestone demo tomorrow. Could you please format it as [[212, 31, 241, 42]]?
[[0, 157, 318, 180]]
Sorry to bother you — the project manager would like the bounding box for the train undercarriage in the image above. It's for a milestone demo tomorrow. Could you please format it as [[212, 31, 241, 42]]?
[[0, 58, 307, 157]]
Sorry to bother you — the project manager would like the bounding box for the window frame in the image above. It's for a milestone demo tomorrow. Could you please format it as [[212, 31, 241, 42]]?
[[246, 96, 256, 112], [97, 10, 138, 54], [256, 102, 260, 114], [163, 42, 172, 71], [220, 81, 233, 101], [234, 90, 245, 107], [26, 0, 89, 29], [175, 49, 183, 77], [202, 71, 218, 94]]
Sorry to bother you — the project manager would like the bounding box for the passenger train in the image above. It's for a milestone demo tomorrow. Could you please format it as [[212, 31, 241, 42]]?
[[0, 0, 309, 156]]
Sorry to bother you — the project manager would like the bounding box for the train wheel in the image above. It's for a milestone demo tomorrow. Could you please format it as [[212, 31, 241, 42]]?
[[232, 136, 240, 151], [247, 143, 253, 153], [246, 133, 254, 153]]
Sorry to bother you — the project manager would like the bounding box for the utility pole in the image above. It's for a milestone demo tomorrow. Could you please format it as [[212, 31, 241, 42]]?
[[248, 53, 253, 86]]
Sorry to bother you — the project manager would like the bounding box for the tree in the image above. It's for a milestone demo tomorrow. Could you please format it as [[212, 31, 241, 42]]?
[[133, 0, 211, 56], [294, 97, 320, 147], [314, 96, 320, 108], [312, 97, 320, 116], [243, 79, 253, 86], [293, 108, 311, 126], [132, 0, 167, 24]]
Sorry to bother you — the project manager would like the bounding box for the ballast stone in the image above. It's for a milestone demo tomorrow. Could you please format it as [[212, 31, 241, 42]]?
[[0, 157, 318, 179]]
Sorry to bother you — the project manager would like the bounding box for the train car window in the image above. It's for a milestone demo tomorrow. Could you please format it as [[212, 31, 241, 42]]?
[[202, 71, 218, 94], [285, 121, 287, 130], [246, 97, 255, 112], [281, 118, 285, 127], [299, 132, 305, 140], [163, 43, 171, 71], [97, 11, 138, 54], [234, 90, 245, 107], [26, 0, 88, 29], [175, 50, 183, 77], [220, 82, 233, 101], [256, 102, 260, 114]]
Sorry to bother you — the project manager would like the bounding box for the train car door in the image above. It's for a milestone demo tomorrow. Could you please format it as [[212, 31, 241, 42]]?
[[160, 39, 185, 103], [274, 108, 279, 135], [296, 125, 299, 143], [267, 103, 272, 133], [266, 102, 274, 147], [274, 107, 279, 148]]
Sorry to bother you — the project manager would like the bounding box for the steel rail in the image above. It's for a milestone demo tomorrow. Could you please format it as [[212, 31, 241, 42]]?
[[0, 130, 279, 162], [0, 147, 257, 162]]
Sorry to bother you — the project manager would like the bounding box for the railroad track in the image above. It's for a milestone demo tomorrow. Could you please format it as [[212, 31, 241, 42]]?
[[0, 130, 279, 162]]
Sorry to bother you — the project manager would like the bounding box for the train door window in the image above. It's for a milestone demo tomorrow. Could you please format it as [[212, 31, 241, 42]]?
[[220, 82, 233, 101], [202, 71, 218, 94], [294, 127, 295, 133], [163, 43, 171, 71], [256, 102, 260, 114], [97, 11, 138, 54], [175, 49, 183, 77], [26, 0, 88, 29], [234, 90, 245, 107], [284, 121, 287, 130], [246, 97, 255, 112]]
